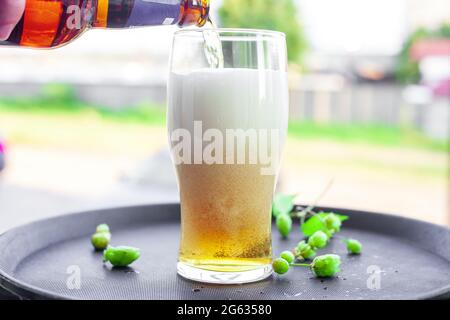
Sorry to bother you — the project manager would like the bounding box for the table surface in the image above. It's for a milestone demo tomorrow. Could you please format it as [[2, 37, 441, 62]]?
[[1, 204, 449, 300]]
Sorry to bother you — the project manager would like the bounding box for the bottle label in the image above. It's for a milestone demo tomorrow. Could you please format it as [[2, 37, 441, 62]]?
[[126, 0, 181, 27]]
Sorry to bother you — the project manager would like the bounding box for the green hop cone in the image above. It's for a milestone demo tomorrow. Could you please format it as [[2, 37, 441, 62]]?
[[295, 240, 316, 260], [324, 229, 334, 239], [272, 194, 296, 217], [91, 232, 111, 251], [103, 246, 141, 267], [96, 223, 110, 234], [308, 230, 328, 249], [280, 250, 295, 264], [324, 213, 342, 233], [311, 254, 341, 278], [276, 214, 292, 238], [346, 239, 362, 254], [272, 258, 290, 275]]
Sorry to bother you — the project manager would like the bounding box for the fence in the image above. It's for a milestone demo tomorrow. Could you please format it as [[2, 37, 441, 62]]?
[[1, 79, 448, 139]]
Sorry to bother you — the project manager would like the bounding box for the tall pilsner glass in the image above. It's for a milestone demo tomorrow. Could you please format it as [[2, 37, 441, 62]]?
[[168, 29, 289, 284]]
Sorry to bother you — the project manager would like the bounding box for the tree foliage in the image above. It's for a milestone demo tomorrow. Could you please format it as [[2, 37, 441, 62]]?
[[218, 0, 307, 63], [395, 23, 450, 84]]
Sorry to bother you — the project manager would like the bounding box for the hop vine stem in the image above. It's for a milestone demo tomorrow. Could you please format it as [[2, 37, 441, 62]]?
[[290, 178, 335, 224], [291, 263, 311, 267]]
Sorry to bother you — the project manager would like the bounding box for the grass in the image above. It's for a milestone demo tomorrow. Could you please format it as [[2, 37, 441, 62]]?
[[0, 84, 166, 126], [288, 121, 449, 153], [0, 84, 448, 153]]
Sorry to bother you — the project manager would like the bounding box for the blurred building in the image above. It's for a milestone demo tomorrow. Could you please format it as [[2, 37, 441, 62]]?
[[292, 0, 450, 138], [0, 26, 176, 107]]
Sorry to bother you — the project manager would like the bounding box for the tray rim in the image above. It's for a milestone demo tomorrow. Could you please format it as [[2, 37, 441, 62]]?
[[0, 202, 449, 300]]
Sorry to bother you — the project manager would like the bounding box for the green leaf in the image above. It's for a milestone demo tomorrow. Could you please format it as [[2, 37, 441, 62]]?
[[301, 212, 348, 237], [327, 212, 349, 222], [301, 215, 326, 237], [272, 194, 296, 217]]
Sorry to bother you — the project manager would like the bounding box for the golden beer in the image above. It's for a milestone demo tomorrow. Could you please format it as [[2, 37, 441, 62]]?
[[176, 164, 275, 272]]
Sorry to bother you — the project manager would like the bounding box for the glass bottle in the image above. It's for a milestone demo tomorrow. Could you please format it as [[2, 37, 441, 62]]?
[[0, 0, 209, 48]]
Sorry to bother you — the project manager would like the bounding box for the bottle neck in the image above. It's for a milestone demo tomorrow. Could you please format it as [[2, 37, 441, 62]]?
[[179, 0, 209, 27], [94, 0, 109, 28], [92, 0, 209, 29]]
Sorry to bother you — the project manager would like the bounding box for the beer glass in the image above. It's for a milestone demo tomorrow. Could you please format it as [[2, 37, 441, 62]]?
[[168, 29, 288, 284]]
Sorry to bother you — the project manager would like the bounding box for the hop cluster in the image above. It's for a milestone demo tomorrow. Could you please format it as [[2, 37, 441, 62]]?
[[310, 254, 341, 278], [271, 194, 362, 279], [293, 230, 329, 261], [272, 251, 342, 278], [323, 213, 342, 236], [91, 224, 111, 251]]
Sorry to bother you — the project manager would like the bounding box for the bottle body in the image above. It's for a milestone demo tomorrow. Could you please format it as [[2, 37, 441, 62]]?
[[0, 0, 209, 48]]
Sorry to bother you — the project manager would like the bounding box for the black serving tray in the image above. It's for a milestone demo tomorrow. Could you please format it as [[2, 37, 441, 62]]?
[[0, 203, 449, 300]]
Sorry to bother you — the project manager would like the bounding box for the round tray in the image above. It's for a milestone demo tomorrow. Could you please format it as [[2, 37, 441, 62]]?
[[0, 204, 449, 300]]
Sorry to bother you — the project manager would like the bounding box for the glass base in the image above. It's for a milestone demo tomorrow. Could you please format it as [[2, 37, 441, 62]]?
[[177, 262, 273, 284]]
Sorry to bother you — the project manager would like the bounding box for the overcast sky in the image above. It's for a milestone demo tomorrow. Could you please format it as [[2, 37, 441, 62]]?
[[297, 0, 407, 55]]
